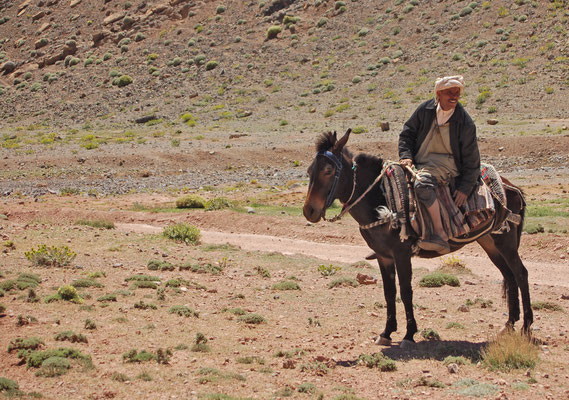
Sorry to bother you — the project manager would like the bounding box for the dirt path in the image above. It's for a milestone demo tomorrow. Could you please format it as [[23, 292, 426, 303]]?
[[116, 223, 569, 288]]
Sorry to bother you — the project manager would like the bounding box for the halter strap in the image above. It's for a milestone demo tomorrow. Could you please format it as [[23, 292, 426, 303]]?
[[317, 150, 343, 208]]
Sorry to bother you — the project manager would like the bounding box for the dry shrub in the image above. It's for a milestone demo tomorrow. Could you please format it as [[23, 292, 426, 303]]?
[[481, 331, 539, 371]]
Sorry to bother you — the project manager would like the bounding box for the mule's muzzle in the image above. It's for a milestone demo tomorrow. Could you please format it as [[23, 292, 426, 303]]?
[[303, 203, 324, 223]]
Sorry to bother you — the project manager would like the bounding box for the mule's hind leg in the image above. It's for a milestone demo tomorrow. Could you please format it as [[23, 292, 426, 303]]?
[[375, 256, 397, 345], [477, 235, 520, 329], [479, 233, 533, 334]]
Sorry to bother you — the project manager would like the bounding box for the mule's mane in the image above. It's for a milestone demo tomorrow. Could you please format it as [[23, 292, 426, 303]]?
[[354, 153, 384, 174], [315, 131, 353, 159], [315, 131, 336, 153]]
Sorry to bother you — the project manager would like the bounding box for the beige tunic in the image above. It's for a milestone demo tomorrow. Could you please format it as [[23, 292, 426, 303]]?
[[415, 120, 458, 183]]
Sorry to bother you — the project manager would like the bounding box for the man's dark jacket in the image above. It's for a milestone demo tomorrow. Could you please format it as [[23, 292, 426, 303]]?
[[398, 99, 480, 196]]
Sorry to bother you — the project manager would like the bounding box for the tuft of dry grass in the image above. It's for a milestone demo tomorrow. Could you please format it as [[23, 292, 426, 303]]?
[[481, 331, 539, 371]]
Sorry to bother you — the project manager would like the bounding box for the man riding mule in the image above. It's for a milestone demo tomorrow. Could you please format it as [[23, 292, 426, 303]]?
[[303, 99, 533, 345], [399, 75, 479, 254]]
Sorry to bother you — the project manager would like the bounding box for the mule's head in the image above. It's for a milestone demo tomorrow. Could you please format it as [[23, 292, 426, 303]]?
[[303, 129, 351, 223]]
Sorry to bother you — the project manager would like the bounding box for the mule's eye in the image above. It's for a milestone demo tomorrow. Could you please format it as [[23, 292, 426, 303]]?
[[323, 165, 334, 176]]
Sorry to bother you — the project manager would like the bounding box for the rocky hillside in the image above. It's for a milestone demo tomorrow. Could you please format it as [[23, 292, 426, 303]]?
[[0, 0, 568, 133]]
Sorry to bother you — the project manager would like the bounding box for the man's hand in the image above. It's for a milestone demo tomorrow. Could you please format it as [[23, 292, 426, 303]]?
[[453, 190, 468, 208], [399, 158, 413, 168]]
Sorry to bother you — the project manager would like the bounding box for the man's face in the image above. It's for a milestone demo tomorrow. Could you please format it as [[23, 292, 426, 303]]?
[[437, 87, 461, 111]]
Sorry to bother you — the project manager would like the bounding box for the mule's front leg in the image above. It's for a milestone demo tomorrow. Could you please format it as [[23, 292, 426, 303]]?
[[376, 258, 397, 345], [395, 253, 418, 344]]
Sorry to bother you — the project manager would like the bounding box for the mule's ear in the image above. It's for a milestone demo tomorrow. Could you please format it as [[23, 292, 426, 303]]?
[[333, 128, 351, 152]]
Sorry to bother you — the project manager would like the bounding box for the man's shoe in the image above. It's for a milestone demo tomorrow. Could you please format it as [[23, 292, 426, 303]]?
[[418, 235, 450, 254]]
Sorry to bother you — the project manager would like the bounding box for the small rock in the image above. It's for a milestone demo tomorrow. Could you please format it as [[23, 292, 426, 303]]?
[[487, 119, 499, 125], [458, 304, 470, 312], [246, 207, 255, 214], [380, 121, 390, 131], [498, 146, 504, 152], [112, 263, 123, 268], [447, 363, 459, 374], [69, 0, 82, 7], [356, 273, 377, 285]]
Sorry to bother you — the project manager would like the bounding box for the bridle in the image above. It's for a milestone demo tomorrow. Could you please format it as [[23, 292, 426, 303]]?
[[315, 150, 344, 209], [312, 150, 389, 223]]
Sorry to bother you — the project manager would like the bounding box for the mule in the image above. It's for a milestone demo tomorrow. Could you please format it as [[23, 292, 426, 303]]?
[[303, 129, 533, 346]]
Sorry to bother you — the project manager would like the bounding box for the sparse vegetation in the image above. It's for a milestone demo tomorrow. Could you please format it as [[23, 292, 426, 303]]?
[[163, 223, 201, 244], [419, 272, 460, 287], [25, 244, 76, 267], [481, 332, 539, 371]]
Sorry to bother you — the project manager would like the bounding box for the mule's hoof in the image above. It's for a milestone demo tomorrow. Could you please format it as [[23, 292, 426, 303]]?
[[399, 339, 415, 349], [375, 336, 391, 346]]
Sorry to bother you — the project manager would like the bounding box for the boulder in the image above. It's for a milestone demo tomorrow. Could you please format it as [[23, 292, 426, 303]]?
[[103, 12, 126, 25], [1, 61, 17, 75], [92, 31, 110, 46], [38, 41, 77, 68], [32, 11, 46, 21], [37, 23, 52, 34]]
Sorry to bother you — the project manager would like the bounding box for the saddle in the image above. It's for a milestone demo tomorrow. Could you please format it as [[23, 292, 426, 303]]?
[[379, 162, 522, 243]]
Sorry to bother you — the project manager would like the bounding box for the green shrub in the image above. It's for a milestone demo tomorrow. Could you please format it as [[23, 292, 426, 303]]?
[[134, 300, 157, 310], [45, 285, 83, 304], [272, 281, 300, 290], [147, 259, 175, 271], [131, 281, 158, 289], [216, 5, 226, 13], [191, 332, 211, 352], [36, 356, 71, 377], [84, 319, 96, 330], [169, 305, 198, 317], [98, 293, 117, 302], [25, 244, 76, 267], [176, 195, 206, 209], [123, 349, 156, 363], [0, 377, 19, 392], [205, 60, 218, 70], [459, 6, 473, 16], [532, 301, 563, 311], [55, 331, 88, 344], [205, 197, 232, 211], [163, 223, 201, 244], [267, 25, 282, 40], [317, 17, 328, 27], [125, 274, 160, 282], [421, 328, 440, 340], [239, 313, 265, 324], [255, 266, 271, 278], [75, 219, 115, 229], [328, 277, 359, 288], [21, 347, 91, 369], [419, 272, 460, 287], [112, 75, 133, 87], [8, 337, 44, 352], [358, 353, 397, 371], [71, 278, 103, 288], [443, 355, 469, 365]]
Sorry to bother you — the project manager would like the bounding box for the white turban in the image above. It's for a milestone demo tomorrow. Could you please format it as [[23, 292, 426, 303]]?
[[434, 75, 465, 101]]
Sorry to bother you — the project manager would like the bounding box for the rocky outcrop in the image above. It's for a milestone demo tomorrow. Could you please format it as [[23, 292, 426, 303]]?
[[38, 40, 77, 68]]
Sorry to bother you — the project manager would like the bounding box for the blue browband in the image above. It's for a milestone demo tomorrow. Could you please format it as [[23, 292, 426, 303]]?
[[317, 150, 343, 208]]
